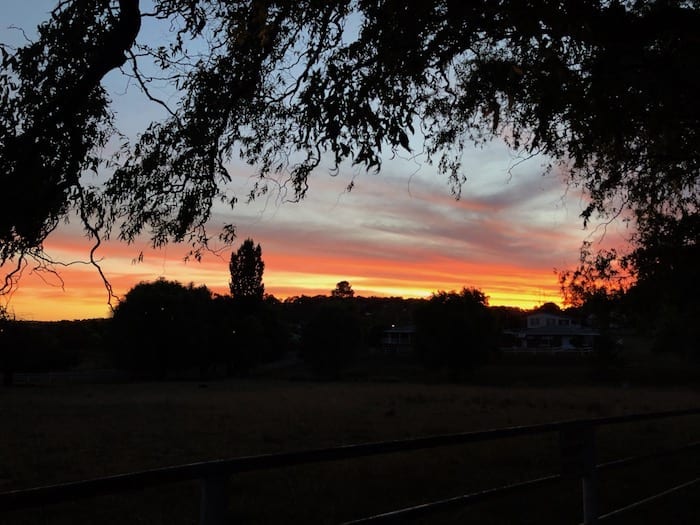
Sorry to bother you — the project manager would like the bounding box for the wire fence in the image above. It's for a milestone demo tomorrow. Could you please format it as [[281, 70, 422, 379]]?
[[1, 408, 699, 524]]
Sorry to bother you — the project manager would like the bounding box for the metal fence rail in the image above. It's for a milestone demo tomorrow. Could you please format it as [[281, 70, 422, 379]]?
[[2, 408, 699, 524], [342, 440, 700, 524], [597, 477, 700, 521], [341, 473, 563, 524]]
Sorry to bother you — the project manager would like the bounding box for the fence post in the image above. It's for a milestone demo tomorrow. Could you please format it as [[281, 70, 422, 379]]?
[[559, 423, 598, 524], [200, 475, 228, 525]]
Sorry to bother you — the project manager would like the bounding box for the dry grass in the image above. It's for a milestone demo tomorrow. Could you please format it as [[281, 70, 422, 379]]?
[[2, 380, 700, 524]]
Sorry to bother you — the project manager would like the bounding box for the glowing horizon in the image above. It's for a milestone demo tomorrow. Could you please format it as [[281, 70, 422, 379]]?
[[0, 219, 572, 318], [0, 263, 564, 321]]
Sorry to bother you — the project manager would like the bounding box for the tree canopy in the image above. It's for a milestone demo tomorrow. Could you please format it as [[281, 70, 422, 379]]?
[[229, 238, 265, 301], [1, 1, 698, 297], [414, 287, 494, 376], [111, 278, 214, 377], [331, 280, 354, 299]]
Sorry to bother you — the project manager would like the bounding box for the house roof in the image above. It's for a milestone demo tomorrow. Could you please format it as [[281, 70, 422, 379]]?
[[524, 326, 599, 336], [383, 325, 415, 334]]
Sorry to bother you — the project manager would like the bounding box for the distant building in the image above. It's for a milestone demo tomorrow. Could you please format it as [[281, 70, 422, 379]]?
[[504, 312, 598, 354], [380, 325, 415, 355]]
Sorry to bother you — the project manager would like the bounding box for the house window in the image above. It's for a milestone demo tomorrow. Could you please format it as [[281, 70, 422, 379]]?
[[546, 318, 555, 326]]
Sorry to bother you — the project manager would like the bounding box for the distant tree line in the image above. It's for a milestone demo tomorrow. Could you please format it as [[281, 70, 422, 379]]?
[[4, 277, 689, 383], [1, 278, 504, 382], [3, 236, 697, 384], [1, 306, 108, 385]]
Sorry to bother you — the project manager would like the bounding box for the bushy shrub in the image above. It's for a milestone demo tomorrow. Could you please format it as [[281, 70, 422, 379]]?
[[301, 301, 362, 378], [111, 279, 213, 378], [414, 288, 495, 378]]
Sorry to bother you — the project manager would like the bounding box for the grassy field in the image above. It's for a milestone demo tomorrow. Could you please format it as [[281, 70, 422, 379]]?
[[2, 380, 700, 524]]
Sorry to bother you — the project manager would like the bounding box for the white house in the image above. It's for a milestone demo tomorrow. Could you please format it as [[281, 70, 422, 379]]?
[[506, 312, 598, 353], [380, 325, 415, 355]]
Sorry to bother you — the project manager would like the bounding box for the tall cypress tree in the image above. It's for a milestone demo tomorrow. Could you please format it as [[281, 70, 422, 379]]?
[[229, 238, 265, 301]]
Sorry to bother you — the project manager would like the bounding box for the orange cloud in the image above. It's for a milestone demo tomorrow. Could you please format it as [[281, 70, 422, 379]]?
[[2, 234, 563, 320]]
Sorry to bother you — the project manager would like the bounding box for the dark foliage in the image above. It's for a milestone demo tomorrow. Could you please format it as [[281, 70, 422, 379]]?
[[111, 278, 215, 378], [0, 305, 15, 384], [0, 0, 140, 273], [301, 299, 362, 377], [560, 216, 699, 356], [627, 215, 699, 357], [331, 280, 354, 299], [490, 306, 525, 332], [110, 279, 289, 379], [0, 315, 107, 384], [414, 288, 495, 377], [536, 302, 561, 315], [216, 294, 289, 374], [229, 238, 265, 302]]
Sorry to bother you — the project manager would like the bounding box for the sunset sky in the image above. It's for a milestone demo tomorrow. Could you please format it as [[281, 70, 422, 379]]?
[[0, 3, 629, 321]]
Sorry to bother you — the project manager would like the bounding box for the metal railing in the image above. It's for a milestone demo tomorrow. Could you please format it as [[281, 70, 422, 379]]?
[[2, 408, 699, 524]]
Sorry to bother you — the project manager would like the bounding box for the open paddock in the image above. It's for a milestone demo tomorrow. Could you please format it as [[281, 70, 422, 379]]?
[[2, 380, 699, 523]]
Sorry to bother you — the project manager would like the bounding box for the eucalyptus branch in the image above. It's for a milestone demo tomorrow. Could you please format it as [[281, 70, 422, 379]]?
[[125, 48, 180, 121]]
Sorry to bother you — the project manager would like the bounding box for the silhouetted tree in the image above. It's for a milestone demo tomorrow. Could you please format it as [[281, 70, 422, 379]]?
[[229, 238, 265, 302], [490, 305, 526, 348], [209, 293, 289, 376], [0, 306, 14, 385], [537, 302, 562, 315], [257, 294, 291, 362], [301, 301, 362, 378], [2, 1, 698, 310], [111, 278, 214, 378], [415, 288, 495, 378], [559, 230, 700, 358], [331, 280, 354, 299], [620, 222, 700, 358], [558, 242, 631, 309]]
